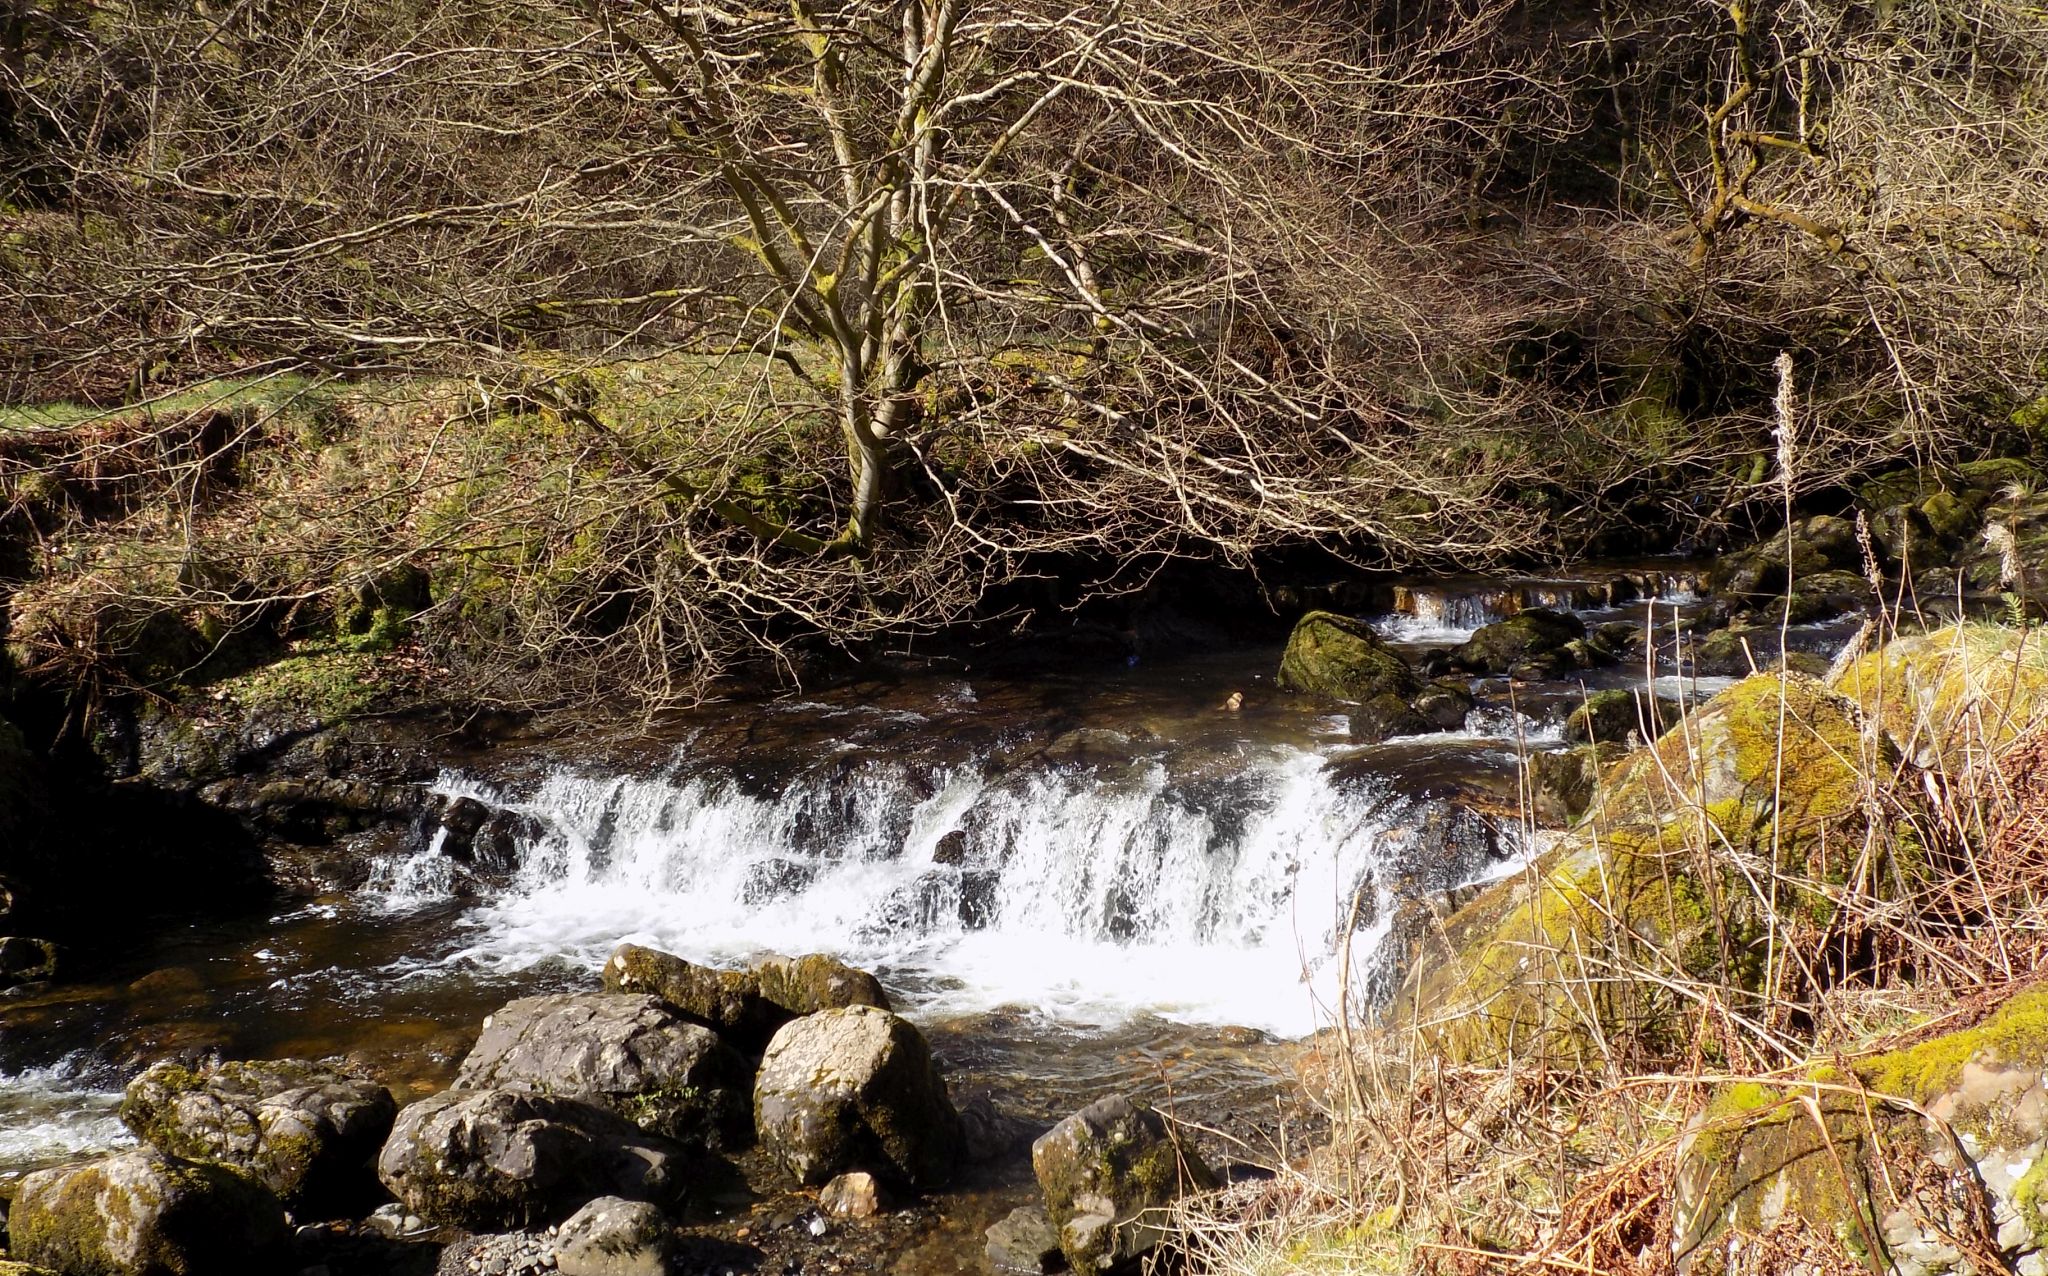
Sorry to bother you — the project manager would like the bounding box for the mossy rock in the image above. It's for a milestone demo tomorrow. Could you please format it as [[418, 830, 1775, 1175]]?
[[753, 1005, 962, 1188], [1711, 515, 1861, 599], [1030, 1095, 1217, 1272], [1675, 988, 2048, 1272], [1399, 673, 1899, 1064], [10, 1149, 292, 1275], [1526, 742, 1624, 825], [118, 1058, 396, 1219], [1348, 692, 1429, 744], [1447, 606, 1589, 677], [1830, 623, 2048, 768], [603, 943, 889, 1055], [1276, 611, 1419, 702], [1564, 688, 1676, 747]]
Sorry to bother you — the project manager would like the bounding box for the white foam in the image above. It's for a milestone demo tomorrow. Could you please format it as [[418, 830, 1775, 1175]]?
[[419, 746, 1511, 1039], [0, 1057, 134, 1171]]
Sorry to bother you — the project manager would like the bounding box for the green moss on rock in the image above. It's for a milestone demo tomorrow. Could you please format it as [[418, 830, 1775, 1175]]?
[[1400, 673, 1896, 1064], [1277, 611, 1419, 702]]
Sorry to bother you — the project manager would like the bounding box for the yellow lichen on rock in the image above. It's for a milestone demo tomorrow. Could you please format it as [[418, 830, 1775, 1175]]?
[[1830, 623, 2048, 769], [1399, 673, 1896, 1065]]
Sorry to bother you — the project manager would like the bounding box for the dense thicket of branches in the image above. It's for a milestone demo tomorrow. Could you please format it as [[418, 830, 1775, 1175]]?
[[2, 0, 2043, 694]]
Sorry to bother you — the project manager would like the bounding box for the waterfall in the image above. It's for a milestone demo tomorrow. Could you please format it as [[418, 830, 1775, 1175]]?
[[391, 741, 1516, 1037]]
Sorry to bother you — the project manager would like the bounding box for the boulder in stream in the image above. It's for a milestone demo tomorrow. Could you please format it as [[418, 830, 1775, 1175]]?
[[455, 992, 753, 1149], [1031, 1094, 1216, 1272], [1276, 611, 1420, 703], [754, 1004, 963, 1187], [9, 1148, 292, 1275], [119, 1057, 397, 1219], [1443, 607, 1590, 677], [1563, 688, 1676, 748], [604, 942, 889, 1054], [375, 1088, 687, 1230]]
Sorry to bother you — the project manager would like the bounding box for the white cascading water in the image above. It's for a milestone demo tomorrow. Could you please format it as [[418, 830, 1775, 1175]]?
[[394, 743, 1516, 1038]]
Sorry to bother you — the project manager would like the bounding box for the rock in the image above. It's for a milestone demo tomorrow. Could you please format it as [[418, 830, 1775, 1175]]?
[[603, 943, 889, 1055], [751, 953, 891, 1018], [1446, 607, 1589, 677], [1276, 611, 1420, 702], [818, 1171, 885, 1220], [1031, 1095, 1216, 1272], [1710, 513, 1862, 599], [433, 1231, 558, 1276], [10, 1148, 292, 1275], [0, 935, 58, 987], [0, 1262, 62, 1276], [1412, 679, 1476, 731], [1399, 671, 1900, 1064], [554, 1195, 673, 1276], [1563, 688, 1675, 747], [754, 1004, 963, 1188], [957, 1090, 1037, 1163], [455, 992, 752, 1149], [119, 1057, 397, 1218], [1347, 692, 1428, 744], [1525, 742, 1622, 826], [604, 944, 785, 1051], [1674, 987, 2048, 1276], [1832, 622, 2048, 767], [986, 1204, 1065, 1274], [375, 1088, 686, 1230]]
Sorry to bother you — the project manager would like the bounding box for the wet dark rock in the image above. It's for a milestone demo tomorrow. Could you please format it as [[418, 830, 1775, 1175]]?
[[0, 935, 58, 989], [119, 1057, 397, 1218], [1276, 611, 1419, 702], [555, 1195, 673, 1276], [1041, 728, 1143, 768], [741, 856, 820, 904], [1347, 693, 1428, 744], [375, 1088, 687, 1230], [10, 1148, 292, 1275], [1412, 680, 1476, 731], [931, 829, 970, 865], [754, 1004, 964, 1188], [986, 1205, 1066, 1274], [1710, 513, 1862, 599], [1563, 689, 1677, 748], [1444, 607, 1590, 677], [1031, 1095, 1215, 1273], [1527, 743, 1624, 826], [455, 992, 752, 1149], [956, 1090, 1039, 1163]]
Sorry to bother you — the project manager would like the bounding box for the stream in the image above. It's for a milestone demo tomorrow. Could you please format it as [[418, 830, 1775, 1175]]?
[[0, 563, 1863, 1270]]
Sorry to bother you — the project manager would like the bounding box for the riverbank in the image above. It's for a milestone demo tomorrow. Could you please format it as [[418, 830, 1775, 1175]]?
[[5, 371, 2048, 1273]]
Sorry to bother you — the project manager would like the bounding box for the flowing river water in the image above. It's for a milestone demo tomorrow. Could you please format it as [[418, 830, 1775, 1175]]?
[[0, 565, 1861, 1270]]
